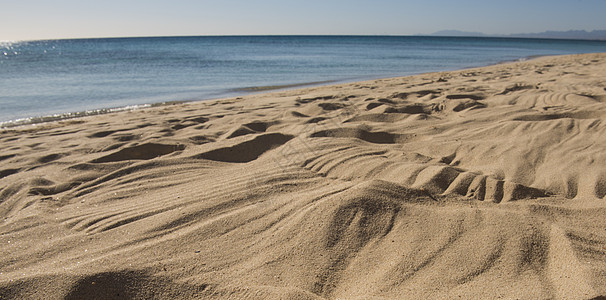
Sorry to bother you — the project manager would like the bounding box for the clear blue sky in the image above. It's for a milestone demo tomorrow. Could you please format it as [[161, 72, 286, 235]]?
[[2, 0, 605, 41]]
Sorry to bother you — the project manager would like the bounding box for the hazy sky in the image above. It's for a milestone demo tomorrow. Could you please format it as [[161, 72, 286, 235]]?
[[2, 0, 605, 41]]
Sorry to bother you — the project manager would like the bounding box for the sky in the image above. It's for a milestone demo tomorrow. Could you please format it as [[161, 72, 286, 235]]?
[[1, 0, 605, 41]]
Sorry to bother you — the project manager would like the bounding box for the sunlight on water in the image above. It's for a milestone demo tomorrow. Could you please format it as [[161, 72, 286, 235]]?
[[0, 40, 24, 49], [0, 41, 25, 57], [1, 42, 12, 56]]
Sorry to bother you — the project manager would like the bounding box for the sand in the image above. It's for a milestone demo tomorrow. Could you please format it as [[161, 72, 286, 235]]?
[[1, 53, 606, 299]]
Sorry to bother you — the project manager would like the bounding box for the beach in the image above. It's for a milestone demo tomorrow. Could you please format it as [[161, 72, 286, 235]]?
[[1, 53, 606, 299]]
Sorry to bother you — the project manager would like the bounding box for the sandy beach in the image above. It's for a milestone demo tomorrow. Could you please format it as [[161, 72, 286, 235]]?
[[1, 53, 606, 299]]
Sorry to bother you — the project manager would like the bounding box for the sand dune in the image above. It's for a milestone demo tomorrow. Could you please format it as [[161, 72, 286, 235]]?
[[1, 53, 606, 299]]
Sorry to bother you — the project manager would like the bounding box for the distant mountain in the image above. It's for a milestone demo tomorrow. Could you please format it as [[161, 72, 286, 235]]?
[[510, 30, 606, 40], [429, 29, 606, 40]]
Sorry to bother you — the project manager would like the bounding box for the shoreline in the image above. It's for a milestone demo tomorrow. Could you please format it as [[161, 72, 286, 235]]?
[[0, 53, 555, 129]]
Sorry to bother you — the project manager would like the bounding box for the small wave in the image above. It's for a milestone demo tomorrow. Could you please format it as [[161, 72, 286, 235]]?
[[231, 80, 336, 93], [492, 55, 549, 65], [0, 104, 151, 128]]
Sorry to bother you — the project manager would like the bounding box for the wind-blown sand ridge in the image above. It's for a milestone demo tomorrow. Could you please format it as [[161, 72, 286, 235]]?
[[1, 53, 606, 299]]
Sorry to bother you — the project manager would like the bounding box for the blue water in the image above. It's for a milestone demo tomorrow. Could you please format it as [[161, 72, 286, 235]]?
[[2, 35, 606, 125]]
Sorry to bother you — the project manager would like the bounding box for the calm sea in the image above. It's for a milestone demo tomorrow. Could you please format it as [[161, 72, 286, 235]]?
[[2, 36, 606, 125]]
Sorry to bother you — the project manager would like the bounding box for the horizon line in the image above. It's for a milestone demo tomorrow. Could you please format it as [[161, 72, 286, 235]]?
[[5, 32, 606, 44]]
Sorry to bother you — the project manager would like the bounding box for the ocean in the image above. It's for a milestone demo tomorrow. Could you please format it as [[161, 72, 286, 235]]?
[[2, 35, 606, 126]]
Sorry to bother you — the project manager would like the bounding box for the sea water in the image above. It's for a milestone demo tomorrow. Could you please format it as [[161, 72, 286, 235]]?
[[1, 36, 606, 125]]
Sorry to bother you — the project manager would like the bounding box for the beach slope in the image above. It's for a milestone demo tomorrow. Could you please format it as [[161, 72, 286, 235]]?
[[1, 53, 606, 299]]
